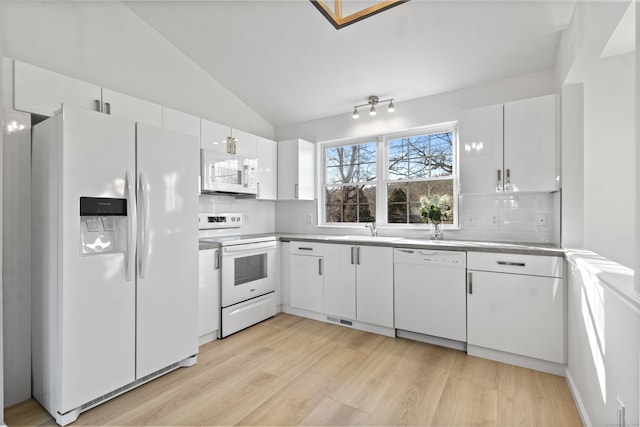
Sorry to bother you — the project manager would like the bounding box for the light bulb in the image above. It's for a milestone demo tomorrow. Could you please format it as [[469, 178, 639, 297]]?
[[369, 104, 377, 116], [388, 100, 395, 112], [352, 107, 359, 119]]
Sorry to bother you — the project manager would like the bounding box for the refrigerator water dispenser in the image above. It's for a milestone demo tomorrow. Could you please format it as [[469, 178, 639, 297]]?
[[80, 197, 128, 255]]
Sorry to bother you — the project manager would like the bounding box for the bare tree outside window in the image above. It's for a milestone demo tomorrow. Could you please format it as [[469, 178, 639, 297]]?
[[387, 132, 454, 224], [321, 128, 457, 226], [325, 142, 376, 223]]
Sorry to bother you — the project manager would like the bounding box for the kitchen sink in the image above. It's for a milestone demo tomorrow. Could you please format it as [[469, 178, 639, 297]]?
[[325, 235, 404, 243]]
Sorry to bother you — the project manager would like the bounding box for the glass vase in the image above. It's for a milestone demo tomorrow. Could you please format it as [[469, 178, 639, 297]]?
[[431, 222, 443, 240]]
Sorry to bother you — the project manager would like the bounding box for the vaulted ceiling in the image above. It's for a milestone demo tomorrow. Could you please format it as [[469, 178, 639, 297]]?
[[125, 1, 576, 128]]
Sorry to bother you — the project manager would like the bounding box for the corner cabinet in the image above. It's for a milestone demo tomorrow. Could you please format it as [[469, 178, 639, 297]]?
[[466, 252, 565, 368], [323, 243, 394, 328], [459, 94, 559, 194], [277, 139, 315, 200], [256, 136, 278, 200]]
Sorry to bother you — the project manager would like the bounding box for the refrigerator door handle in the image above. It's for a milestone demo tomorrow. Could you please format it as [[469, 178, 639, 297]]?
[[139, 171, 151, 279], [125, 170, 137, 281]]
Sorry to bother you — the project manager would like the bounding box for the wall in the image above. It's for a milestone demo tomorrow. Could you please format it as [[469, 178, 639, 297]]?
[[582, 53, 635, 268], [2, 1, 274, 139], [275, 71, 560, 245], [560, 84, 584, 248], [556, 2, 639, 426]]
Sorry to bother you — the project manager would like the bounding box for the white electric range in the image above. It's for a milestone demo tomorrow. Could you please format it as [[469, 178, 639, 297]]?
[[198, 213, 277, 338]]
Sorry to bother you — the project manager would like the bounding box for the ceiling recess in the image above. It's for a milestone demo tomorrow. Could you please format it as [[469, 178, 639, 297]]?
[[310, 0, 409, 29]]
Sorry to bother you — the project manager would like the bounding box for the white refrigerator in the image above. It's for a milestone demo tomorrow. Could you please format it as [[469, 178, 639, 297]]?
[[31, 105, 200, 426]]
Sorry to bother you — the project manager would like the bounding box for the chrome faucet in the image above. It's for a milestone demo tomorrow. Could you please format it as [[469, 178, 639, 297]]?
[[365, 222, 378, 237]]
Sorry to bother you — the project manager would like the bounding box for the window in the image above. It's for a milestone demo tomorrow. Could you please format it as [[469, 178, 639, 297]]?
[[324, 140, 377, 223], [320, 125, 457, 226], [387, 130, 455, 224]]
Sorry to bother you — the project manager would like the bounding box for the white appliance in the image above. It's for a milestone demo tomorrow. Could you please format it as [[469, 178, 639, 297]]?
[[200, 149, 257, 195], [31, 105, 200, 426], [198, 213, 277, 337], [394, 248, 467, 348]]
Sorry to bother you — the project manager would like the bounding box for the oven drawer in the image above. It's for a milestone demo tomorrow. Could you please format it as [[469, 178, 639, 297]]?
[[290, 242, 324, 256], [221, 292, 276, 337]]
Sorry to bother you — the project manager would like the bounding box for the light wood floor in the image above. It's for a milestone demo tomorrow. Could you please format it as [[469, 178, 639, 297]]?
[[6, 313, 582, 426]]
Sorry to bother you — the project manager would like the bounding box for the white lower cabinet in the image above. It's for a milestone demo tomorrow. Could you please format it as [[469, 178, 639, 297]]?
[[323, 244, 393, 328], [323, 244, 356, 319], [289, 243, 324, 313], [198, 247, 219, 345], [466, 252, 564, 364]]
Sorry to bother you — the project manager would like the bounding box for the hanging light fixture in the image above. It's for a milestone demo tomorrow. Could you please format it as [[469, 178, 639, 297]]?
[[352, 95, 395, 119]]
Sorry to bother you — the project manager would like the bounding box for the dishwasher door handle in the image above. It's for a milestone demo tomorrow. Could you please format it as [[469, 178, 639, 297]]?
[[468, 272, 473, 294]]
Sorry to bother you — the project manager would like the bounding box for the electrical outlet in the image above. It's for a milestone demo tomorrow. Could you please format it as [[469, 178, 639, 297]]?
[[305, 213, 313, 224], [616, 397, 625, 427], [536, 212, 548, 227], [491, 214, 499, 226]]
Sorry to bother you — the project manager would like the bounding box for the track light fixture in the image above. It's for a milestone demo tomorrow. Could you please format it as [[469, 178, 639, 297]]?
[[352, 95, 395, 119]]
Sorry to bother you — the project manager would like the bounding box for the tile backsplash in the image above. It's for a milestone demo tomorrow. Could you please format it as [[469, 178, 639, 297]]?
[[456, 192, 560, 244], [199, 195, 275, 235], [274, 192, 560, 245]]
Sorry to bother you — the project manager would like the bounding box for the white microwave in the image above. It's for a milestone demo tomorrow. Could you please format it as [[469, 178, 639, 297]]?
[[200, 149, 257, 195]]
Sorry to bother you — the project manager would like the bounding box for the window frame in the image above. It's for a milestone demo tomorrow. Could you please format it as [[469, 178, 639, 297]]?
[[320, 136, 380, 226], [318, 123, 459, 229]]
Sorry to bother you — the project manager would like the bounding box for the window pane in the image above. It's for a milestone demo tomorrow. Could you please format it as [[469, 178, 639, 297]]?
[[387, 182, 408, 223], [387, 179, 454, 224], [325, 184, 376, 223], [388, 132, 453, 180], [325, 142, 377, 184]]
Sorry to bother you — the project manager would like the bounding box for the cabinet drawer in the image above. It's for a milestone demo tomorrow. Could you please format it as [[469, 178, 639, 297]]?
[[289, 241, 324, 256], [467, 252, 563, 278]]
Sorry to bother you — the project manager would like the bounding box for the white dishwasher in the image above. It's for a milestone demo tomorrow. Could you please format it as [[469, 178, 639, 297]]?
[[394, 248, 467, 346]]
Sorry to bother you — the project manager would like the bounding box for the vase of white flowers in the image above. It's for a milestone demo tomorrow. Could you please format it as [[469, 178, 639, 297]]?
[[419, 194, 452, 240]]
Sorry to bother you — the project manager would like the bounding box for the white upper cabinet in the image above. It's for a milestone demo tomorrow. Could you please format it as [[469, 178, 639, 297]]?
[[162, 107, 200, 138], [256, 136, 278, 200], [278, 138, 315, 200], [504, 95, 559, 192], [14, 60, 102, 116], [232, 129, 257, 158], [459, 104, 504, 194], [200, 119, 230, 153], [200, 119, 258, 158], [101, 88, 162, 128], [459, 94, 559, 193]]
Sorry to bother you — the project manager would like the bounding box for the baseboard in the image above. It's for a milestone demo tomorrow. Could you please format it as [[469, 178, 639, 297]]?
[[466, 345, 565, 376], [282, 305, 395, 337], [565, 367, 592, 427]]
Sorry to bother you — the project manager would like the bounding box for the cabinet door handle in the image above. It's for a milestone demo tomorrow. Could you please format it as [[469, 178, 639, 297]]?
[[94, 99, 102, 112], [319, 258, 323, 275], [496, 169, 502, 191], [297, 247, 313, 251], [356, 247, 360, 265], [214, 249, 220, 270], [294, 183, 299, 199], [233, 138, 238, 155], [497, 261, 525, 267], [257, 182, 261, 198], [468, 272, 473, 294], [104, 102, 111, 115], [505, 168, 511, 191], [350, 247, 355, 264]]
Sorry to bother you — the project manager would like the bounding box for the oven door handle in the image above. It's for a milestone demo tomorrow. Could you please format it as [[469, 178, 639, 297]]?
[[222, 241, 277, 254]]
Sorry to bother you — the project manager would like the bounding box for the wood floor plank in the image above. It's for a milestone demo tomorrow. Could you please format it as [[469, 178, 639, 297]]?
[[431, 377, 498, 426], [4, 314, 583, 427]]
